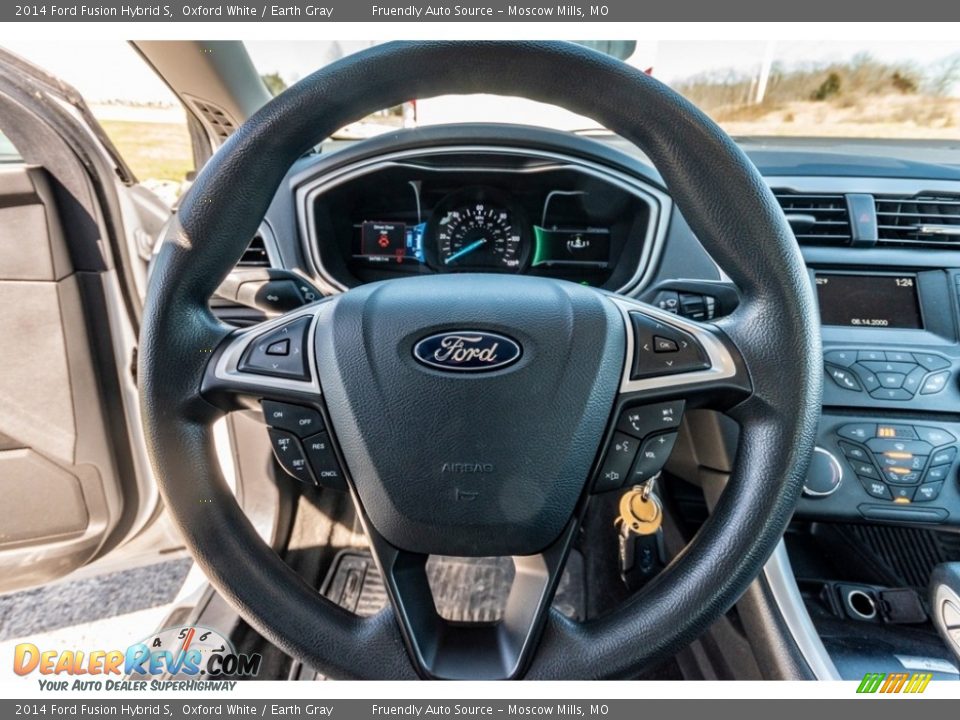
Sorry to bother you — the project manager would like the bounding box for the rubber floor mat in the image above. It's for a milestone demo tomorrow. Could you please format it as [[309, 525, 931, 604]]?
[[320, 549, 584, 622]]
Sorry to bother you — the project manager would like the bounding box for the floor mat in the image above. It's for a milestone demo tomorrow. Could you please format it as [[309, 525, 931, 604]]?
[[320, 549, 584, 622], [0, 558, 192, 641]]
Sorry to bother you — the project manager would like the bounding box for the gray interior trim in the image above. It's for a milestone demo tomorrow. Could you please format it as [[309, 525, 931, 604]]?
[[762, 541, 842, 680], [294, 145, 672, 297], [100, 267, 160, 535], [258, 220, 282, 269]]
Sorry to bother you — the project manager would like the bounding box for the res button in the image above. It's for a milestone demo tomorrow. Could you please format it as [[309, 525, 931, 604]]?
[[302, 432, 346, 490]]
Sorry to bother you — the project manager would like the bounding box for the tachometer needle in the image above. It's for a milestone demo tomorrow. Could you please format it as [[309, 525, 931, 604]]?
[[444, 238, 488, 265]]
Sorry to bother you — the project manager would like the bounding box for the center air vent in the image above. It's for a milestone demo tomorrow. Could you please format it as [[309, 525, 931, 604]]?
[[875, 195, 960, 248], [773, 192, 852, 245], [238, 235, 270, 267]]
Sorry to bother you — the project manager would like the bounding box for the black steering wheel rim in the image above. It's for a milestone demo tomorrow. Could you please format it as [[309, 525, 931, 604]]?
[[140, 40, 822, 679]]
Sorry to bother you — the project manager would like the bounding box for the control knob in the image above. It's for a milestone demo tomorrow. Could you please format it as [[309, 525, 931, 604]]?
[[803, 447, 843, 497]]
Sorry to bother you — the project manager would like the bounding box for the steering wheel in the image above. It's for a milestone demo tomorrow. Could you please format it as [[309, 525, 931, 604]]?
[[140, 41, 821, 680]]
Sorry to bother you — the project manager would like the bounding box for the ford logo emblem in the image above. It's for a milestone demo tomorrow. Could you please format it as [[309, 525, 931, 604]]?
[[412, 331, 522, 372]]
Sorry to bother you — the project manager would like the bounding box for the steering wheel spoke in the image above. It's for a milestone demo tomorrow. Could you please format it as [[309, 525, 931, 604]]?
[[590, 296, 750, 494], [201, 303, 328, 413], [361, 514, 578, 680]]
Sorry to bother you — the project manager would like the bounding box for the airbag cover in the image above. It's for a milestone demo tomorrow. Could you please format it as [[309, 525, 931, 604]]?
[[314, 274, 623, 556]]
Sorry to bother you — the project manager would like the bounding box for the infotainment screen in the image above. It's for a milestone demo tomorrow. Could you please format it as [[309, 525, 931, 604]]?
[[815, 273, 923, 329]]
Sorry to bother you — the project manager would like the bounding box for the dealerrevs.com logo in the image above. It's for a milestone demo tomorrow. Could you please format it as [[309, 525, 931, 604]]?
[[856, 672, 933, 694], [13, 625, 260, 691]]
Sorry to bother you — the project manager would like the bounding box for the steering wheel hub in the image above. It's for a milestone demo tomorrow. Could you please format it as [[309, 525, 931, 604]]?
[[316, 273, 624, 557]]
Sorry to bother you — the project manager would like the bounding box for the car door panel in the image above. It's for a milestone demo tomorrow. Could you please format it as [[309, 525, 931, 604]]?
[[0, 163, 123, 592]]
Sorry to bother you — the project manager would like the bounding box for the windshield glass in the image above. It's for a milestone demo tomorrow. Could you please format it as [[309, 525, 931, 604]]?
[[246, 40, 960, 141]]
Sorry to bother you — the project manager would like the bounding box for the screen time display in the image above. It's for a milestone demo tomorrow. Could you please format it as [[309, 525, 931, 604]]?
[[815, 273, 923, 329]]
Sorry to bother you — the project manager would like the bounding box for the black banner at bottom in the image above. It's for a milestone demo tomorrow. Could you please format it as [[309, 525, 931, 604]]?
[[1, 699, 957, 720]]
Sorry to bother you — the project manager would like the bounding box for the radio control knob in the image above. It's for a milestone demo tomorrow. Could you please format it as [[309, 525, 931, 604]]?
[[803, 447, 843, 497]]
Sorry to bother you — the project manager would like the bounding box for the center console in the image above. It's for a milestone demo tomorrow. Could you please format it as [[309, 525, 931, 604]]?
[[795, 267, 960, 527]]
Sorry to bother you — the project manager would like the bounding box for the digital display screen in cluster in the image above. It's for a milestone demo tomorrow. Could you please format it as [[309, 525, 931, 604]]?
[[815, 272, 923, 329]]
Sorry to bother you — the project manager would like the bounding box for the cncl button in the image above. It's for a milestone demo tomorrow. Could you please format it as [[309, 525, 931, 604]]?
[[302, 432, 346, 490]]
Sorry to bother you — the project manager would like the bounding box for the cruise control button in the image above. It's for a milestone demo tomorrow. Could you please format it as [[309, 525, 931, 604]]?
[[595, 432, 640, 492], [302, 432, 346, 490], [827, 365, 862, 392], [239, 315, 311, 380], [837, 423, 876, 442], [616, 401, 684, 439], [824, 350, 857, 367], [921, 371, 950, 395], [914, 353, 950, 371], [629, 432, 679, 483], [268, 429, 314, 485], [916, 427, 957, 446], [915, 482, 944, 503], [859, 477, 891, 500], [924, 465, 951, 482], [261, 400, 324, 437], [931, 447, 957, 466], [838, 441, 869, 462]]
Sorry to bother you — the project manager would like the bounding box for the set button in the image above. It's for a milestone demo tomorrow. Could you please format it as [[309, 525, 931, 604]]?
[[267, 428, 315, 485]]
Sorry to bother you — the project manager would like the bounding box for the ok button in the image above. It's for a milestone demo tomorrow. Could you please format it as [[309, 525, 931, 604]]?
[[878, 372, 905, 388]]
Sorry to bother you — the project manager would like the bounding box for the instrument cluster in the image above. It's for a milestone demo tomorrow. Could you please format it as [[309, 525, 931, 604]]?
[[306, 156, 661, 291]]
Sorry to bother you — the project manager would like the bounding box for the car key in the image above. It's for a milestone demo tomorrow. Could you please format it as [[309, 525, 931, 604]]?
[[616, 475, 665, 591]]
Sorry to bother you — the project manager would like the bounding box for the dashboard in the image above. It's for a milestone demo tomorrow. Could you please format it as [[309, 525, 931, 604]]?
[[232, 124, 960, 531], [293, 142, 671, 294]]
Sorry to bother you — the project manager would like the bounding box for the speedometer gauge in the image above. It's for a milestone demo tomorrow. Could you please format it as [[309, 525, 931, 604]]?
[[428, 188, 529, 272]]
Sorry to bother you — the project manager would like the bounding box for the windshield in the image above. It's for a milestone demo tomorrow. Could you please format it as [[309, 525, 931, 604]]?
[[247, 40, 960, 141]]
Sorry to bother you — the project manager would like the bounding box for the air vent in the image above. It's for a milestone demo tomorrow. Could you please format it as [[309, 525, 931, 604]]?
[[186, 96, 238, 142], [238, 235, 270, 267], [773, 192, 852, 245], [875, 195, 960, 248]]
